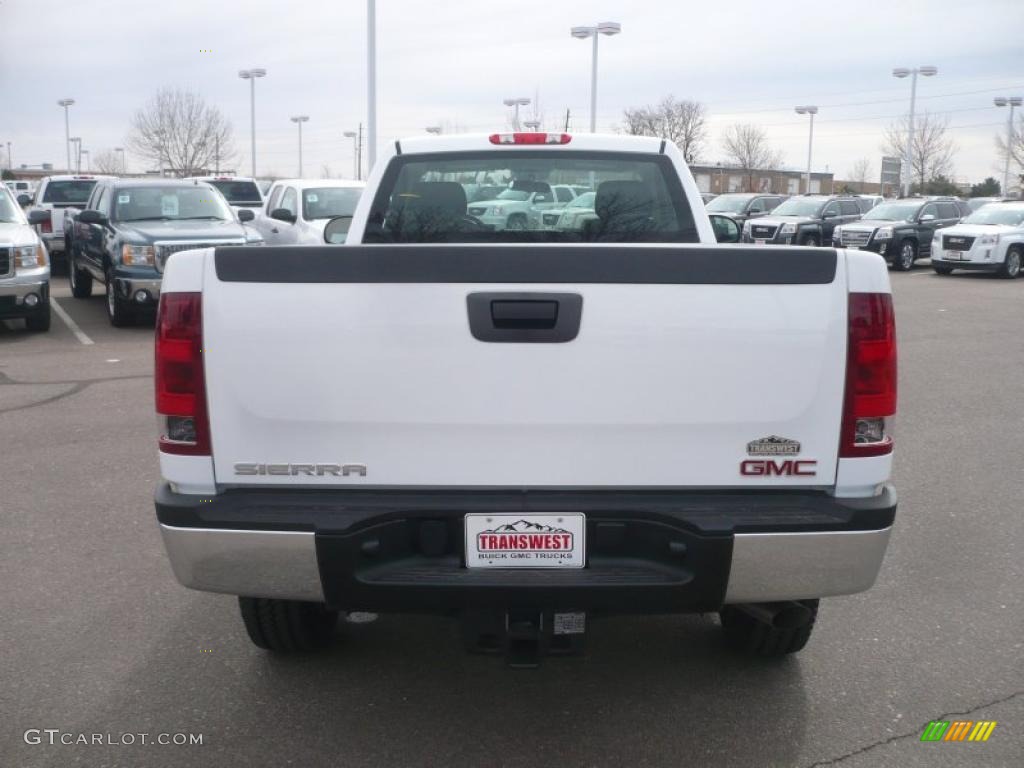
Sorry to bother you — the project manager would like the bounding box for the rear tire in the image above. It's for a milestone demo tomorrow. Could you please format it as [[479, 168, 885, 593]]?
[[105, 271, 133, 327], [25, 301, 51, 332], [718, 600, 819, 656], [799, 234, 819, 247], [893, 240, 916, 271], [239, 597, 339, 652], [69, 255, 93, 298], [998, 247, 1021, 279]]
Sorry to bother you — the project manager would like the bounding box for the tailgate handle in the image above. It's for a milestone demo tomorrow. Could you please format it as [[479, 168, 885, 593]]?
[[491, 300, 558, 329], [467, 292, 582, 343]]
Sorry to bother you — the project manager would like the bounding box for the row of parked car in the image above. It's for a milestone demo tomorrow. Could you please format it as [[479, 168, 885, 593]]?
[[0, 173, 367, 329], [706, 191, 1024, 276], [3, 167, 1023, 334]]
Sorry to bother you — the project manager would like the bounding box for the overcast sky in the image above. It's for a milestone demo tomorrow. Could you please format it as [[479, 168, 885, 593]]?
[[2, 0, 1022, 183]]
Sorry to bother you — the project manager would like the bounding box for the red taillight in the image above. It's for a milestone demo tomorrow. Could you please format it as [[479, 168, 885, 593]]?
[[155, 292, 210, 455], [40, 214, 52, 234], [840, 293, 897, 458], [489, 132, 572, 145]]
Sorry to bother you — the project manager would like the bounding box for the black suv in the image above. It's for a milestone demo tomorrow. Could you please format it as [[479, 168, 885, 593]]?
[[832, 197, 969, 270], [704, 193, 785, 227], [741, 195, 863, 246]]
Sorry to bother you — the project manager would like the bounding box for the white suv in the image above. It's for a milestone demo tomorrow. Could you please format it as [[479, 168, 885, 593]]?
[[467, 182, 577, 230], [930, 201, 1024, 278]]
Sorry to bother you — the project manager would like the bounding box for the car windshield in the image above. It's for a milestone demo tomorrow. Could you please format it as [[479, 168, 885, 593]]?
[[772, 199, 825, 217], [365, 151, 695, 243], [301, 187, 363, 220], [705, 195, 751, 213], [41, 180, 97, 204], [567, 192, 596, 209], [865, 202, 921, 221], [967, 198, 998, 211], [962, 207, 1024, 226], [495, 189, 530, 201], [207, 180, 262, 205], [0, 192, 25, 223], [112, 186, 233, 222]]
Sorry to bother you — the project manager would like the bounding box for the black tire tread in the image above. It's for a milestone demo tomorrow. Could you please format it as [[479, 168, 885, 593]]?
[[719, 599, 819, 656], [25, 304, 51, 332], [239, 597, 338, 653]]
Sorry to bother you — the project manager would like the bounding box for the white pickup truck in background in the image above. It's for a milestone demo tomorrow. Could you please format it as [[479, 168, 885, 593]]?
[[26, 174, 111, 270], [153, 133, 898, 665]]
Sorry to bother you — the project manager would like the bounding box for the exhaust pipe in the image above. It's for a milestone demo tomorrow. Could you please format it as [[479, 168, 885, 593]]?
[[734, 601, 813, 630]]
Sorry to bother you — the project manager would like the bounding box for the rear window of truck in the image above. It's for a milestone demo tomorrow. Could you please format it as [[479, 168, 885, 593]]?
[[41, 180, 97, 204], [363, 151, 697, 243], [208, 180, 263, 205]]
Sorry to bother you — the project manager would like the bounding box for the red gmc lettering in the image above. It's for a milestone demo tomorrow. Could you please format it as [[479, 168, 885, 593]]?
[[740, 459, 817, 476]]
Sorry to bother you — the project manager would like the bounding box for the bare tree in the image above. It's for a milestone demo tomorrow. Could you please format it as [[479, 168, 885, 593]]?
[[621, 96, 707, 163], [92, 149, 122, 175], [127, 88, 236, 177], [847, 157, 873, 192], [320, 164, 335, 179], [882, 112, 956, 192], [994, 113, 1024, 195], [720, 124, 783, 191]]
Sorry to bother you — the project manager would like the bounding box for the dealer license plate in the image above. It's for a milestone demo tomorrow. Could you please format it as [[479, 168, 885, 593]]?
[[465, 513, 586, 569], [946, 251, 964, 260], [754, 239, 766, 245]]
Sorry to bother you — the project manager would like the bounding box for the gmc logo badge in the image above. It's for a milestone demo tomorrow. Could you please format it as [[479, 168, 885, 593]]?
[[740, 459, 818, 476]]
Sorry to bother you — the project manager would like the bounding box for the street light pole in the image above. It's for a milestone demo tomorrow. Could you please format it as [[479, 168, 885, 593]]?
[[795, 106, 818, 193], [81, 149, 90, 172], [367, 0, 377, 171], [502, 97, 531, 131], [344, 128, 362, 180], [57, 99, 75, 173], [69, 137, 81, 173], [892, 66, 937, 196], [238, 68, 267, 177], [114, 146, 125, 174], [994, 96, 1022, 196], [570, 22, 621, 133], [290, 116, 309, 177], [523, 120, 540, 132]]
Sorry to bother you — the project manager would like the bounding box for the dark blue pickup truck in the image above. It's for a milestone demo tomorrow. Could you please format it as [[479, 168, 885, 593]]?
[[66, 178, 263, 325]]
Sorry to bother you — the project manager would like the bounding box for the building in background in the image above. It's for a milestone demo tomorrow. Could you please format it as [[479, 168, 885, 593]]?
[[690, 164, 834, 196]]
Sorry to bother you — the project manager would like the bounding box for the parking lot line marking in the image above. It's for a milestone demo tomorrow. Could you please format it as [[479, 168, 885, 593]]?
[[51, 298, 94, 346]]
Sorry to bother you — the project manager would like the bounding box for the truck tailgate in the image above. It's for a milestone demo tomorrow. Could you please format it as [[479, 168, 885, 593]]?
[[201, 245, 847, 488]]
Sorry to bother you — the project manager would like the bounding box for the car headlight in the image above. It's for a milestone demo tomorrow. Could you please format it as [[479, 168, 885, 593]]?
[[491, 206, 503, 216], [780, 222, 797, 235], [978, 234, 999, 245], [875, 227, 893, 240], [15, 243, 48, 269], [122, 244, 155, 266]]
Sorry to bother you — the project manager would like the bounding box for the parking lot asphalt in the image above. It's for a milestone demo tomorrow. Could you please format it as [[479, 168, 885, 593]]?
[[1, 265, 1022, 768]]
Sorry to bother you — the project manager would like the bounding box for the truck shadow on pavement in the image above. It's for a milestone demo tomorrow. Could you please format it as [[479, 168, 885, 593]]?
[[58, 606, 810, 768]]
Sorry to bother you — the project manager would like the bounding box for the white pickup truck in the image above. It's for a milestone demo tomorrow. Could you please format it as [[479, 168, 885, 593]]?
[[27, 175, 112, 269], [153, 132, 898, 664]]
